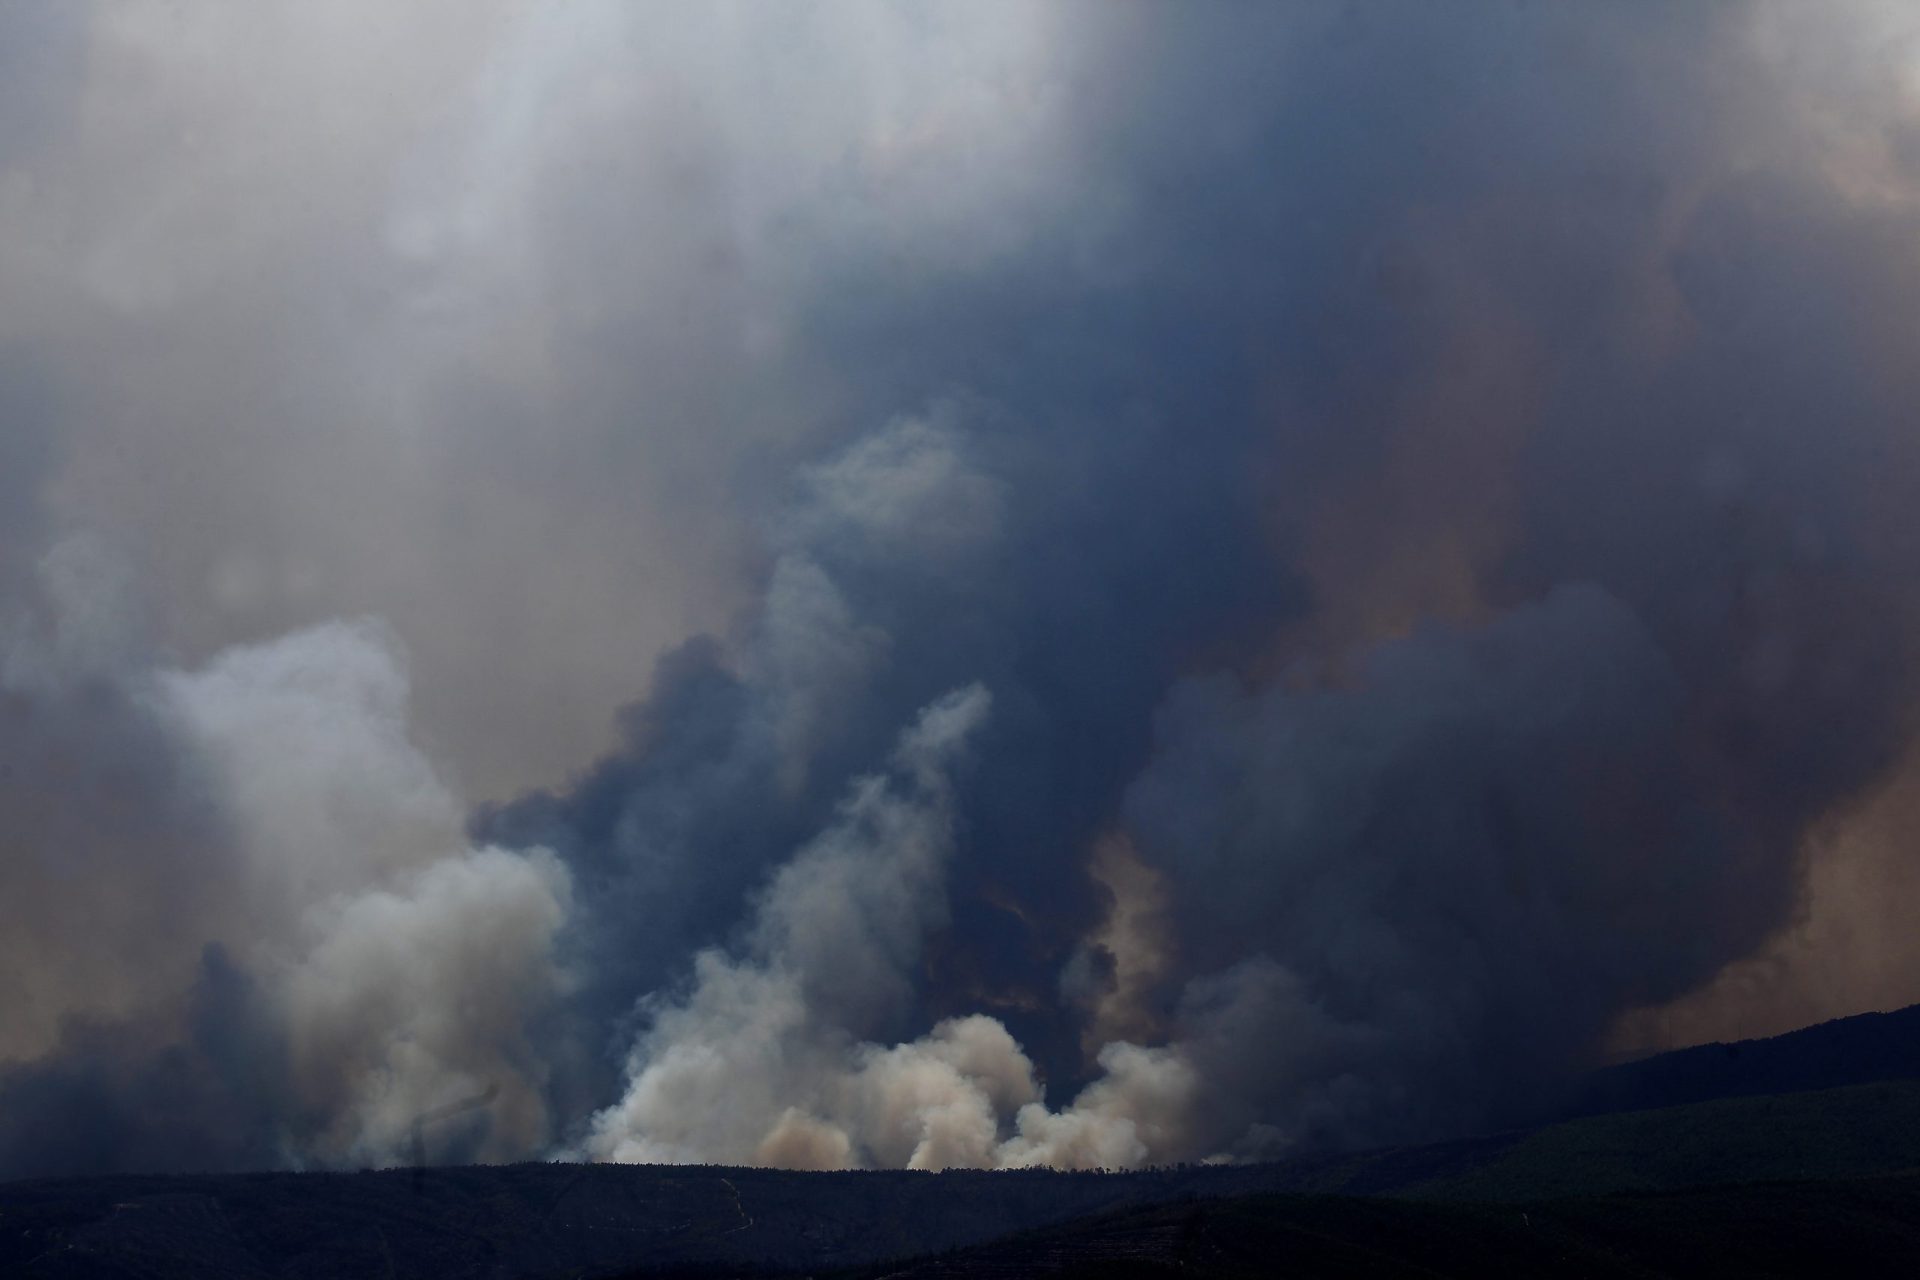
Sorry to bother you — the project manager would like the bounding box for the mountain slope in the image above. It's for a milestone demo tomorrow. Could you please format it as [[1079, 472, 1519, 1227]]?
[[844, 1176, 1920, 1279], [1574, 1003, 1920, 1118]]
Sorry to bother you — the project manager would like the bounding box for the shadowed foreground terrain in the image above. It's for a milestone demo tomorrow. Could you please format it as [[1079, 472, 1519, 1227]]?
[[6, 1007, 1920, 1278], [841, 1177, 1920, 1279], [0, 1162, 1310, 1279]]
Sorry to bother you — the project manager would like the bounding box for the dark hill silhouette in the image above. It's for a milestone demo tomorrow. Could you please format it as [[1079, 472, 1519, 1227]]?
[[1571, 1002, 1920, 1118], [831, 1175, 1920, 1279], [0, 1161, 1340, 1279]]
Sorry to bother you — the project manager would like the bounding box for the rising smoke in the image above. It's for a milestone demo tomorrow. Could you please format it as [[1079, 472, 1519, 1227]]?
[[5, 1, 1920, 1177]]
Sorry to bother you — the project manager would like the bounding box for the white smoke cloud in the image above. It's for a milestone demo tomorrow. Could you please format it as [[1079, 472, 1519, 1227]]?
[[164, 622, 576, 1165], [160, 620, 466, 907], [0, 553, 574, 1169], [278, 845, 573, 1166], [845, 1015, 1042, 1170], [586, 682, 993, 1166]]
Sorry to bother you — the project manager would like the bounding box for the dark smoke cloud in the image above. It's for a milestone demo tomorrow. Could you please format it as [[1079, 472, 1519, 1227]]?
[[8, 2, 1920, 1176], [531, 0, 1920, 1164], [1125, 587, 1769, 1151]]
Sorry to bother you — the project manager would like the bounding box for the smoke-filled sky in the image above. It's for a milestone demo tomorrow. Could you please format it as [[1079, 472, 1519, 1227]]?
[[6, 0, 1920, 1178]]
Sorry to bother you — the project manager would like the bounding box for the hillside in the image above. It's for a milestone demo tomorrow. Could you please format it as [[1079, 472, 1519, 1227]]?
[[841, 1176, 1920, 1279], [1266, 1079, 1920, 1203], [0, 1161, 1328, 1279], [1573, 1002, 1920, 1117]]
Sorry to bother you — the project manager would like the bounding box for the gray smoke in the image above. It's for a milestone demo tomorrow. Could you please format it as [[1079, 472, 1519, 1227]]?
[[582, 683, 995, 1167], [7, 2, 1920, 1176], [1119, 587, 1767, 1154], [0, 550, 572, 1175]]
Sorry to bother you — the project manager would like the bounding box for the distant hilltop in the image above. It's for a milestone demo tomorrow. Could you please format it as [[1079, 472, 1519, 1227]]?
[[1572, 1002, 1920, 1119]]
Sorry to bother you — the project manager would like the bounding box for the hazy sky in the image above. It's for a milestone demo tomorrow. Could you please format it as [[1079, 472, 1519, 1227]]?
[[6, 1, 1920, 1177]]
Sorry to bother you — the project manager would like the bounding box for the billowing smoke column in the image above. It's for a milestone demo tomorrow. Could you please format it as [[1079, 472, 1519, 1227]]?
[[6, 1, 1920, 1176], [0, 546, 573, 1174]]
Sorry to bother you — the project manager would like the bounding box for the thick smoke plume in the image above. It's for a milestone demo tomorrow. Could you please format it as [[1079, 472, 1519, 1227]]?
[[0, 551, 572, 1174], [6, 2, 1920, 1176]]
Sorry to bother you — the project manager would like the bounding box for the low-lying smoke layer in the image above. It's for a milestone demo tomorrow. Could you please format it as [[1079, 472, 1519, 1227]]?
[[6, 2, 1920, 1177]]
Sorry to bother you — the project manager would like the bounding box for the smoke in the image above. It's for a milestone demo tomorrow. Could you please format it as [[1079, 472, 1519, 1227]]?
[[582, 684, 995, 1167], [1114, 588, 1771, 1153], [8, 2, 1920, 1177], [0, 551, 572, 1176], [277, 845, 571, 1166]]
